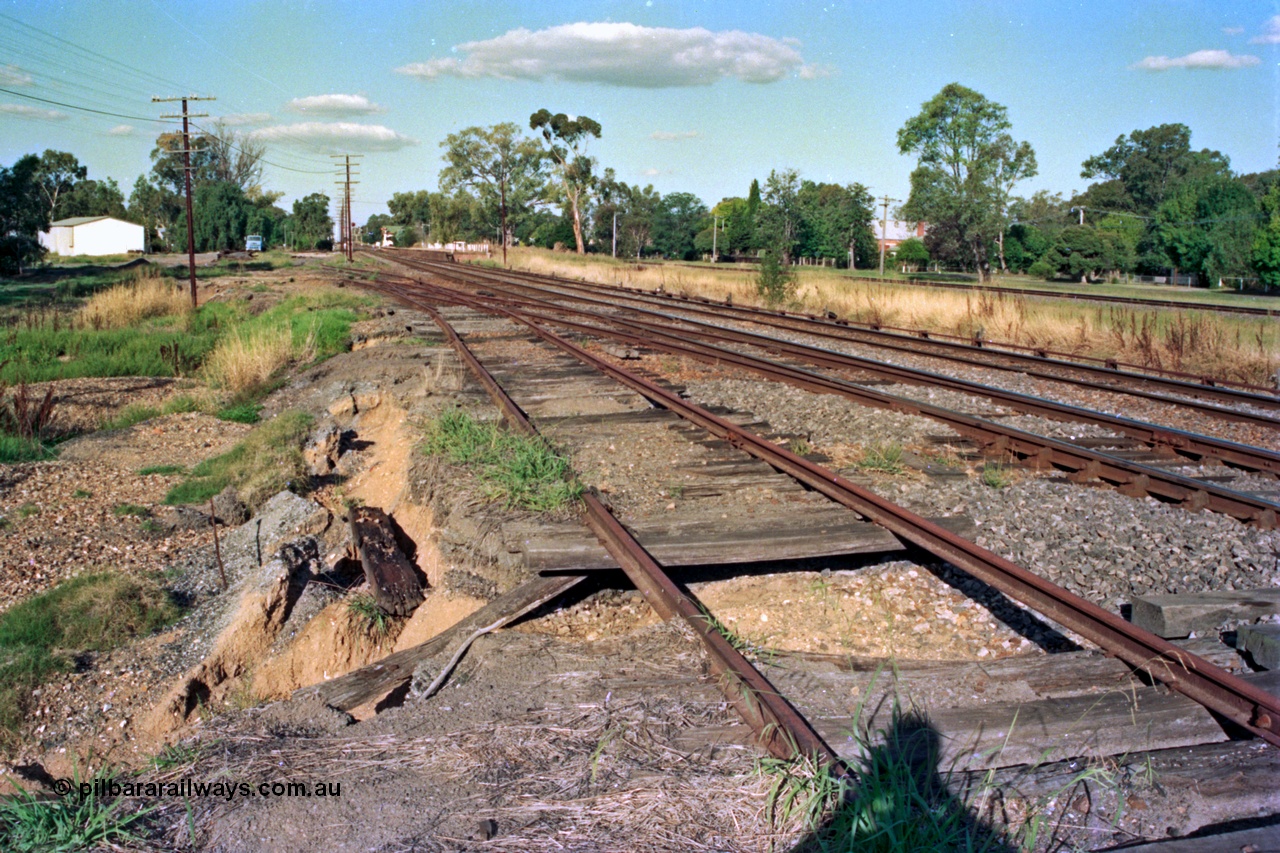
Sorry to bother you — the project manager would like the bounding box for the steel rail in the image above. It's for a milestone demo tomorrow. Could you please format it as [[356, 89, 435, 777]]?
[[395, 261, 1280, 475], [370, 261, 1280, 528], [475, 266, 1280, 420], [400, 252, 1278, 405], [414, 297, 849, 773], [370, 273, 1280, 750]]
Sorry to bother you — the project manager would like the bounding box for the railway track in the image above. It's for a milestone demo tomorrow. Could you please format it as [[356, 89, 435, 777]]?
[[355, 263, 1280, 758], [403, 254, 1280, 414], [372, 254, 1280, 529]]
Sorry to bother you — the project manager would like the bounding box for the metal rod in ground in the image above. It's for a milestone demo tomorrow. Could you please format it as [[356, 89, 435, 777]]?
[[209, 498, 227, 590]]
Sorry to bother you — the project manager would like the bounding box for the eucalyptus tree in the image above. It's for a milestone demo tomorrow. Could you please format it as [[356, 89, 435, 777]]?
[[440, 122, 546, 264], [897, 83, 1036, 281], [529, 109, 602, 254]]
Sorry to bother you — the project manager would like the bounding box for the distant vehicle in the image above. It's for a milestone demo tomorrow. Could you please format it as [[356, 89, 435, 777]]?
[[245, 234, 263, 251]]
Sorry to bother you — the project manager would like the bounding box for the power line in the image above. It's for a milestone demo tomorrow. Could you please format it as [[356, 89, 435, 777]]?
[[0, 86, 169, 124]]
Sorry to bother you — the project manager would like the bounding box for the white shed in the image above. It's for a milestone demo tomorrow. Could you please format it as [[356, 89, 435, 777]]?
[[39, 216, 145, 257]]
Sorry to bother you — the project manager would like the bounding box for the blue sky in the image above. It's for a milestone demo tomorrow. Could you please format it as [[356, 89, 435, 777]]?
[[1, 0, 1277, 221]]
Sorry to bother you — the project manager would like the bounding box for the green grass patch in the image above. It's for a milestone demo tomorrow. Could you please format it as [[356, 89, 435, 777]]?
[[164, 411, 313, 509], [216, 402, 262, 424], [422, 410, 581, 512], [138, 464, 184, 476], [980, 463, 1015, 489], [15, 503, 38, 519], [0, 573, 182, 742], [72, 488, 91, 498], [348, 593, 392, 638], [0, 765, 156, 851], [112, 503, 149, 517], [858, 442, 905, 474], [0, 435, 52, 463]]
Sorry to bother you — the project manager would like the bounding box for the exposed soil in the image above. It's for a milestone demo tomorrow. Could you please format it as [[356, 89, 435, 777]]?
[[2, 267, 1278, 851]]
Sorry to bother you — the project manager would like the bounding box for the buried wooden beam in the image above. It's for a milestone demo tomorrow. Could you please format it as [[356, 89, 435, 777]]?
[[349, 506, 425, 617], [295, 573, 586, 711]]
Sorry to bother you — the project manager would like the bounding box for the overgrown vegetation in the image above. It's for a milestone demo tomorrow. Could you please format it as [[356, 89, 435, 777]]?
[[0, 573, 181, 741], [164, 411, 313, 509], [422, 409, 582, 511], [502, 247, 1280, 386], [0, 381, 56, 462], [980, 463, 1015, 489], [0, 765, 155, 852]]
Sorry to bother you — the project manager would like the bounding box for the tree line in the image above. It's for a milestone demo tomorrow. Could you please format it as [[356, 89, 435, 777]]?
[[364, 110, 882, 272], [4, 84, 1279, 289], [0, 122, 335, 273]]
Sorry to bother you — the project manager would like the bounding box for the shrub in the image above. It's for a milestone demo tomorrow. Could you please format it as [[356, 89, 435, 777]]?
[[756, 250, 797, 305]]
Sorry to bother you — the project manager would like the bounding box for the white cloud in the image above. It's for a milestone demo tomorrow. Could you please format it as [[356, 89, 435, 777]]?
[[108, 124, 135, 136], [0, 64, 33, 86], [0, 103, 69, 121], [1251, 15, 1280, 44], [218, 112, 272, 126], [249, 121, 417, 152], [286, 94, 385, 115], [1222, 26, 1244, 36], [396, 22, 819, 87], [651, 130, 698, 141], [1131, 49, 1260, 70]]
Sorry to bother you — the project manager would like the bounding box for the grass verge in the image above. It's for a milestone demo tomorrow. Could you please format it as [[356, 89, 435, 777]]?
[[0, 766, 155, 852], [422, 410, 582, 512], [164, 411, 313, 509], [0, 573, 182, 743]]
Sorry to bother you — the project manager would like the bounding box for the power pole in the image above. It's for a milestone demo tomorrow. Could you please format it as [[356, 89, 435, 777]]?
[[330, 154, 361, 262], [877, 194, 900, 278], [611, 209, 617, 259], [154, 95, 215, 308], [711, 214, 723, 262]]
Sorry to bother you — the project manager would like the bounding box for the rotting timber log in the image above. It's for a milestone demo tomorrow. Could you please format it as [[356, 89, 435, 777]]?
[[350, 506, 425, 616]]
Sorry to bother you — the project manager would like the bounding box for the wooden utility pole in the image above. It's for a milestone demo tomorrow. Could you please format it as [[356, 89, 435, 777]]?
[[877, 194, 900, 278], [331, 154, 361, 262], [154, 95, 215, 307]]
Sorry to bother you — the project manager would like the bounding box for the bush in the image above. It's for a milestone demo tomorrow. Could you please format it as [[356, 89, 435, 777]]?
[[756, 250, 797, 305]]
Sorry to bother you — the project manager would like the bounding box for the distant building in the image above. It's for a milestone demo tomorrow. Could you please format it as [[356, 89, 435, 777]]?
[[876, 220, 926, 253], [39, 216, 145, 257]]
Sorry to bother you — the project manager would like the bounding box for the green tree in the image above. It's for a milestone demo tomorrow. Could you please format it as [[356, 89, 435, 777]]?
[[1081, 124, 1229, 213], [440, 123, 546, 264], [388, 190, 432, 238], [61, 177, 127, 219], [529, 109, 602, 254], [0, 154, 47, 273], [894, 237, 930, 272], [360, 213, 396, 244], [288, 192, 334, 250], [127, 176, 180, 251], [34, 149, 86, 222], [651, 191, 707, 260], [1254, 183, 1280, 290], [756, 169, 803, 263], [796, 180, 876, 267], [192, 181, 251, 252], [1028, 225, 1128, 282], [756, 249, 796, 305], [897, 83, 1036, 281]]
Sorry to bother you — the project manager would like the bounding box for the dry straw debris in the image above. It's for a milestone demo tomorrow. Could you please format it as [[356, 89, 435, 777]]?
[[77, 268, 191, 330]]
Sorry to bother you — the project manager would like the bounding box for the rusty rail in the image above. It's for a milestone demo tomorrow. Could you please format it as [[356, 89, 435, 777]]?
[[368, 272, 1280, 750], [375, 261, 1280, 529], [417, 299, 850, 774], [423, 258, 1280, 422]]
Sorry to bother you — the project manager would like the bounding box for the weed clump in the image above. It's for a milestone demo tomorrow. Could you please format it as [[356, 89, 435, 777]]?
[[164, 411, 313, 509], [77, 268, 190, 330], [0, 573, 181, 741], [422, 410, 581, 512]]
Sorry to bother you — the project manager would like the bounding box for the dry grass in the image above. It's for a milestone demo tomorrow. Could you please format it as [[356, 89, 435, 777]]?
[[201, 322, 315, 396], [503, 248, 1280, 387], [77, 268, 190, 330]]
